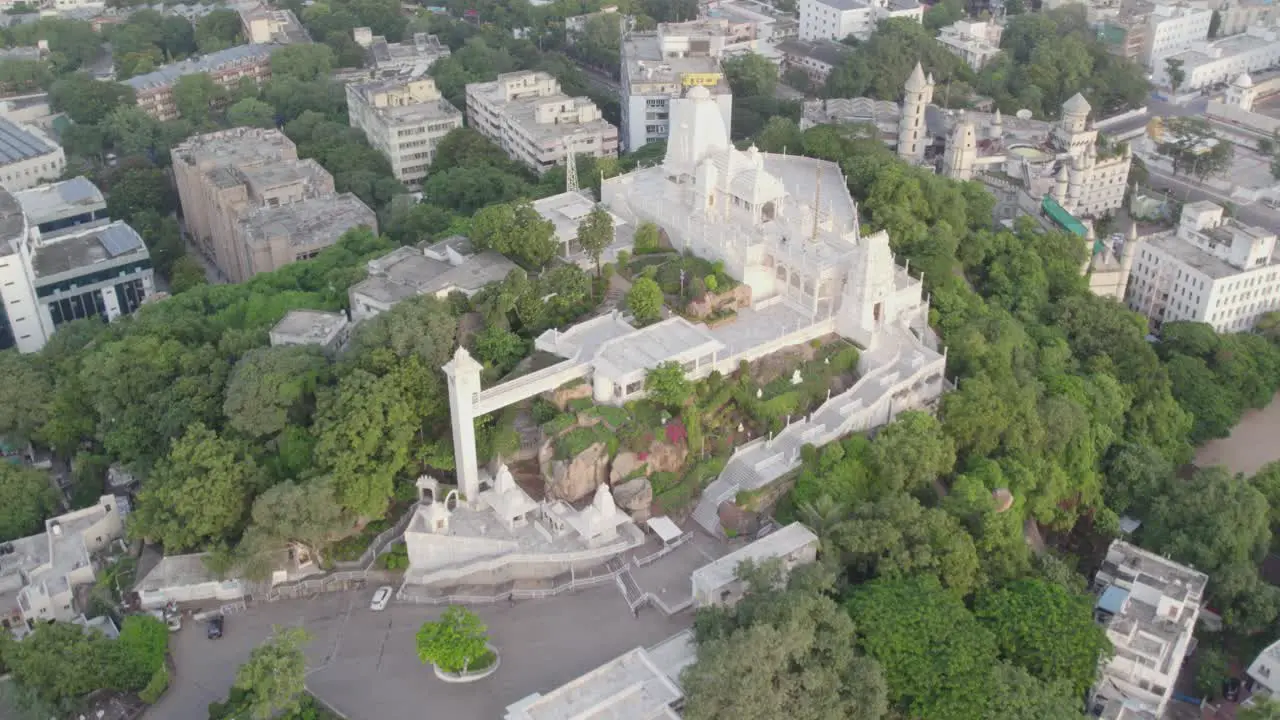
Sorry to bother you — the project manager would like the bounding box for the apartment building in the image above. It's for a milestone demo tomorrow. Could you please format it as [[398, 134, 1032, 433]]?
[[466, 71, 618, 174], [353, 28, 452, 78], [1152, 26, 1280, 90], [124, 43, 277, 121], [1126, 200, 1280, 332], [798, 0, 920, 42], [1212, 0, 1280, 37], [775, 39, 851, 86], [1089, 540, 1207, 718], [1143, 1, 1214, 67], [937, 19, 1003, 70], [621, 20, 733, 151], [0, 117, 64, 192], [0, 496, 126, 632], [239, 3, 310, 44], [0, 181, 152, 353], [171, 128, 377, 283], [346, 76, 463, 187]]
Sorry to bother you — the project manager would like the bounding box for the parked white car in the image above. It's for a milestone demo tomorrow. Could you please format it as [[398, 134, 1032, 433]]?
[[370, 586, 393, 611]]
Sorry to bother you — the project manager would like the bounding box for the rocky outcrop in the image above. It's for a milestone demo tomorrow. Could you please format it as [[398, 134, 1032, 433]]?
[[645, 439, 688, 475], [546, 442, 610, 502], [609, 452, 648, 485], [686, 285, 752, 319], [612, 475, 654, 522], [547, 381, 592, 411]]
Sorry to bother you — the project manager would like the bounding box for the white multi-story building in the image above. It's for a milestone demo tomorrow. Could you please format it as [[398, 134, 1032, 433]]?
[[798, 0, 920, 42], [466, 71, 618, 174], [937, 19, 1004, 70], [239, 3, 310, 44], [1153, 26, 1280, 90], [1089, 540, 1207, 719], [0, 496, 127, 633], [1247, 637, 1280, 699], [621, 20, 734, 151], [0, 118, 64, 192], [352, 29, 451, 78], [346, 76, 463, 187], [1143, 1, 1214, 67], [1126, 200, 1280, 332]]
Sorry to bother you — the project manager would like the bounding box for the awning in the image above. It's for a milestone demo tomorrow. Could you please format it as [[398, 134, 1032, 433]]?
[[646, 516, 683, 544]]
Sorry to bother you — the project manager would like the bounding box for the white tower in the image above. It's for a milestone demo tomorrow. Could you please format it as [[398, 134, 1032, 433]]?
[[1225, 73, 1257, 112], [942, 115, 977, 181], [1052, 93, 1096, 157], [443, 346, 484, 504], [837, 229, 897, 348], [897, 63, 933, 163]]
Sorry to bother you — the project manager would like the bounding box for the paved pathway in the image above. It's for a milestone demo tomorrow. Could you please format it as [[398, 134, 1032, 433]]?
[[150, 586, 691, 720]]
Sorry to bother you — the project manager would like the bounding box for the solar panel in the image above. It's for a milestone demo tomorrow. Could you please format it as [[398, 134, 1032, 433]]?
[[98, 223, 144, 258], [0, 119, 54, 165]]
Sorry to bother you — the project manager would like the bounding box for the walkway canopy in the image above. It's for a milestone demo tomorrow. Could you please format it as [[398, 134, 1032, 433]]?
[[646, 517, 683, 544], [1041, 196, 1089, 238]]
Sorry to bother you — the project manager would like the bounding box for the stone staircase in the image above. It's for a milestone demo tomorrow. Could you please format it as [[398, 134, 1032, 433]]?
[[615, 566, 644, 609]]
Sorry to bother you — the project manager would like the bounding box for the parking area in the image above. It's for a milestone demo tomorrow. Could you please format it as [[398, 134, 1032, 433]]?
[[150, 585, 693, 720]]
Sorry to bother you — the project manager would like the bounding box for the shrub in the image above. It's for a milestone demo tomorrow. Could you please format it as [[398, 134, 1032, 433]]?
[[541, 412, 577, 436], [378, 543, 410, 570], [416, 606, 491, 673], [139, 665, 169, 704], [531, 397, 559, 424]]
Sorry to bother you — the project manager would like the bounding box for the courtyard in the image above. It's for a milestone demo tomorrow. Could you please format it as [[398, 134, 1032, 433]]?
[[150, 585, 693, 720]]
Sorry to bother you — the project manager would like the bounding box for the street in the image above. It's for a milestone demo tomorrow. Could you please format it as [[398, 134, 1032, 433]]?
[[150, 585, 692, 720], [1144, 166, 1280, 233]]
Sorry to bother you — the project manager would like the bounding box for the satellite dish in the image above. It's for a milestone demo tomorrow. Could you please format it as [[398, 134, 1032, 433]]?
[[1015, 109, 1033, 120]]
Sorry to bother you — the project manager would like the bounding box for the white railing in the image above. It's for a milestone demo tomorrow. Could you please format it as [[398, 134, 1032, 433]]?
[[333, 502, 422, 571], [633, 533, 693, 567]]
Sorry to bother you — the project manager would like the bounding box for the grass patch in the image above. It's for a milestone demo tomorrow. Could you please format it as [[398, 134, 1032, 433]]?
[[587, 404, 631, 428], [555, 424, 619, 460], [567, 396, 594, 412], [541, 412, 577, 436]]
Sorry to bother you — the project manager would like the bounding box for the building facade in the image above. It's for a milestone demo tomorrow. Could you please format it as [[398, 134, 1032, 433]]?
[[775, 39, 851, 85], [171, 127, 376, 283], [0, 118, 64, 191], [347, 76, 463, 187], [798, 0, 920, 42], [124, 43, 277, 121], [1125, 200, 1280, 332], [1153, 27, 1280, 90], [1089, 540, 1207, 718], [1143, 1, 1214, 67], [466, 71, 618, 174], [937, 19, 1003, 70], [621, 20, 734, 151]]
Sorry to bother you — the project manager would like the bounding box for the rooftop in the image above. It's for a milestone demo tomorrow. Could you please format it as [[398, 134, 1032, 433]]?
[[270, 309, 348, 343], [172, 127, 296, 168], [1148, 231, 1263, 279], [0, 117, 58, 165], [775, 39, 851, 67], [133, 553, 220, 593], [123, 43, 278, 91], [623, 33, 731, 91], [13, 177, 105, 227], [30, 220, 149, 281], [504, 630, 694, 720], [808, 0, 868, 9], [238, 4, 309, 44], [690, 522, 818, 590], [592, 316, 724, 380], [348, 77, 462, 125], [350, 235, 519, 305], [240, 192, 375, 249], [0, 187, 27, 254], [532, 191, 631, 248], [366, 32, 450, 76]]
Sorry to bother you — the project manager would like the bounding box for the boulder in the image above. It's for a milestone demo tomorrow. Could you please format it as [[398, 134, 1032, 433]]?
[[645, 438, 688, 475], [609, 451, 648, 485], [546, 441, 610, 502], [612, 475, 653, 521]]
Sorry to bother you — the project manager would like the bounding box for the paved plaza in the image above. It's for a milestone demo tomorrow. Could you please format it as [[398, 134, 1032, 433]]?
[[150, 585, 693, 720]]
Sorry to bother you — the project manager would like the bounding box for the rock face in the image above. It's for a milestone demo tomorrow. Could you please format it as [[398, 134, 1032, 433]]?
[[645, 438, 688, 475], [546, 441, 610, 502], [686, 285, 752, 319], [612, 475, 654, 522], [609, 452, 648, 485], [547, 382, 592, 411]]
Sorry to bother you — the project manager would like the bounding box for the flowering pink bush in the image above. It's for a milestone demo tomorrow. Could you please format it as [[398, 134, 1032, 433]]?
[[665, 421, 687, 446]]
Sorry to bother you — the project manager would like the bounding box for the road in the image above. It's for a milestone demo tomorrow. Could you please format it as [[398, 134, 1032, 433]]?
[[1144, 165, 1280, 233], [150, 585, 691, 720]]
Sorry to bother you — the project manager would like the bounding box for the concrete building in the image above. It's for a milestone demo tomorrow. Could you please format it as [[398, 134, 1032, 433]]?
[[268, 309, 350, 352], [13, 176, 106, 234], [775, 38, 851, 86], [531, 190, 635, 267], [937, 19, 1003, 70], [1089, 225, 1139, 302], [1126, 200, 1280, 332], [1247, 637, 1280, 699], [0, 496, 126, 632], [172, 127, 377, 283], [133, 553, 245, 610], [1206, 72, 1280, 136], [505, 630, 695, 720], [124, 43, 277, 121], [705, 0, 799, 53], [1089, 540, 1207, 719], [798, 0, 920, 42], [621, 20, 734, 151], [1209, 0, 1280, 38], [238, 3, 309, 44], [1152, 26, 1280, 90], [0, 117, 64, 191], [352, 28, 451, 78], [348, 235, 519, 321], [466, 71, 618, 174], [346, 76, 462, 187], [689, 522, 818, 607], [1143, 1, 1214, 67]]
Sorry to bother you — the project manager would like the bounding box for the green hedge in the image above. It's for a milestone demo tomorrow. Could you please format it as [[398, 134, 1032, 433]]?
[[139, 665, 169, 705]]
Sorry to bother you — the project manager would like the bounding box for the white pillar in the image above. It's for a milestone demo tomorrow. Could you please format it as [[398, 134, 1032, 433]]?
[[443, 346, 484, 504]]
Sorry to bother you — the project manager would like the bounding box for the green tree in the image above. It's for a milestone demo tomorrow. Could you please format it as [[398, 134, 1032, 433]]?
[[1165, 57, 1186, 93], [169, 255, 209, 293], [865, 410, 956, 494], [229, 627, 312, 720], [223, 346, 329, 440], [347, 294, 457, 371], [472, 325, 527, 373], [626, 276, 663, 324], [924, 0, 965, 30], [576, 204, 614, 277], [0, 621, 113, 707], [172, 72, 225, 123], [470, 200, 559, 269], [644, 361, 690, 411], [129, 423, 263, 551], [1241, 699, 1280, 720], [103, 166, 178, 222], [416, 606, 491, 673], [987, 662, 1086, 720], [755, 117, 804, 153], [684, 562, 888, 720], [633, 221, 661, 252], [974, 579, 1112, 694], [1158, 117, 1234, 180], [722, 52, 778, 98], [1195, 647, 1228, 699], [241, 478, 349, 569], [227, 97, 277, 128], [112, 615, 169, 692], [0, 463, 60, 542], [0, 350, 52, 444], [270, 43, 335, 82], [194, 8, 242, 52]]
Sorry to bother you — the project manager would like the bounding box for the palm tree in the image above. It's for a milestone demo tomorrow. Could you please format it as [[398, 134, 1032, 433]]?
[[797, 494, 849, 558]]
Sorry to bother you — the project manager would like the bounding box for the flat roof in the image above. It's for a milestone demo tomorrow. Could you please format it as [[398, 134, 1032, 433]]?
[[690, 522, 818, 590], [623, 33, 731, 91], [31, 220, 148, 280], [241, 192, 375, 249], [774, 39, 850, 67], [350, 235, 519, 305], [349, 78, 463, 125], [134, 553, 220, 592], [1147, 231, 1261, 280], [0, 186, 26, 254], [592, 316, 724, 379], [13, 177, 105, 225], [270, 309, 347, 342], [0, 117, 58, 165]]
